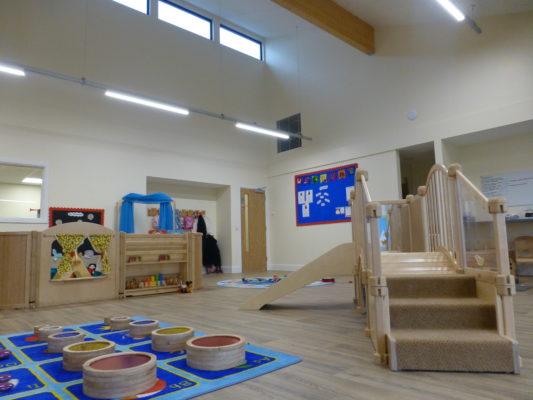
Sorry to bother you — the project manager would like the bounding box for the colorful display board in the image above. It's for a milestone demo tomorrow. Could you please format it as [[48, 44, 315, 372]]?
[[49, 208, 104, 227], [0, 317, 300, 400], [294, 163, 357, 226]]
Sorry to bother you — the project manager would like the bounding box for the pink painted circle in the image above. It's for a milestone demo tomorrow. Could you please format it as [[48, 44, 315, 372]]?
[[191, 335, 240, 347], [89, 353, 151, 370]]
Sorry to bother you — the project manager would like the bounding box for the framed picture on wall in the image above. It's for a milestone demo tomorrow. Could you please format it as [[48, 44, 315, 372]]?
[[49, 207, 105, 227]]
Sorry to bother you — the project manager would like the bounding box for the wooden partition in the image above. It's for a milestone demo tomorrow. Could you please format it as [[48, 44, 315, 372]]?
[[0, 232, 33, 309]]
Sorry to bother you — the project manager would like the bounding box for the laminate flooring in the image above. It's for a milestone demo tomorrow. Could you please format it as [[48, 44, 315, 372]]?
[[1, 272, 532, 400]]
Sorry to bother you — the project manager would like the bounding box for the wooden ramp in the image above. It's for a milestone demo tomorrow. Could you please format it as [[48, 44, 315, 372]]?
[[240, 242, 355, 310]]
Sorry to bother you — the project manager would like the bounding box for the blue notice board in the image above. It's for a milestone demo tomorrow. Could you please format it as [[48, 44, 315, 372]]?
[[295, 163, 357, 226]]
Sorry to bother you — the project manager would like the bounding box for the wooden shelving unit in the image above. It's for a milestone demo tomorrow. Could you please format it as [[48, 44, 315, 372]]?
[[119, 232, 202, 297]]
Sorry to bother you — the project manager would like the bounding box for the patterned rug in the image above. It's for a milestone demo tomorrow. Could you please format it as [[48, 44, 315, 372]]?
[[0, 317, 301, 399], [217, 276, 334, 289]]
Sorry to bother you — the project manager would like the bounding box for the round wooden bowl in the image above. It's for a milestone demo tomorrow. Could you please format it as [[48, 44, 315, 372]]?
[[37, 326, 63, 341], [82, 352, 157, 399], [109, 316, 131, 331], [128, 320, 159, 338], [34, 324, 50, 336], [151, 327, 194, 352], [62, 341, 116, 372], [46, 331, 86, 353], [186, 334, 246, 371]]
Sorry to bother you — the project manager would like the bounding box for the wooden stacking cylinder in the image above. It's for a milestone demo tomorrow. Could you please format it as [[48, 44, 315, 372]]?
[[151, 327, 194, 352], [62, 341, 116, 372], [34, 324, 50, 336], [110, 316, 131, 330], [82, 352, 157, 399], [38, 326, 63, 341], [186, 334, 246, 371], [128, 320, 159, 338], [103, 316, 113, 326], [46, 331, 86, 353]]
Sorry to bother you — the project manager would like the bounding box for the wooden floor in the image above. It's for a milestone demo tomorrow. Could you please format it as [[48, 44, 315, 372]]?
[[1, 272, 532, 399]]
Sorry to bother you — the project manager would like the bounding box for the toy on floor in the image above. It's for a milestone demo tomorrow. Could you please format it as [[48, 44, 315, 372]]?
[[0, 350, 10, 361], [82, 352, 157, 399], [186, 335, 246, 371]]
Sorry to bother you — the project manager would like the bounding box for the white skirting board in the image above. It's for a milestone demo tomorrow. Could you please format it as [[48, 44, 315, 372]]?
[[268, 264, 304, 272]]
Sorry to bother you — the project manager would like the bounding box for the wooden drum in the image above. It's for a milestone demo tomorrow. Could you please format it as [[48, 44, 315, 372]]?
[[128, 320, 159, 338], [62, 341, 116, 372], [46, 331, 86, 353], [151, 327, 194, 352], [110, 316, 131, 331], [37, 326, 63, 341], [186, 334, 246, 371], [82, 352, 157, 399]]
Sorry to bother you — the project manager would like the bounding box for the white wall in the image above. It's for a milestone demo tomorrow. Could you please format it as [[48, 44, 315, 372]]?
[[0, 0, 273, 269], [1, 1, 533, 270], [266, 12, 533, 175], [455, 131, 533, 214], [268, 151, 400, 268], [264, 11, 533, 268], [0, 183, 41, 218]]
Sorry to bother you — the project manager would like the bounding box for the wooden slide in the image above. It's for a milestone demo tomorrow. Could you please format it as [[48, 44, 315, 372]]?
[[239, 242, 355, 310]]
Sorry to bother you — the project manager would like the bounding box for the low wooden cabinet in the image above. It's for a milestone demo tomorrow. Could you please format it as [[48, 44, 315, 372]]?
[[120, 232, 202, 297]]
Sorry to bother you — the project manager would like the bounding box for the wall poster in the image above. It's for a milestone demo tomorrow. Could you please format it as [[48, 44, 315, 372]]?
[[294, 163, 357, 226]]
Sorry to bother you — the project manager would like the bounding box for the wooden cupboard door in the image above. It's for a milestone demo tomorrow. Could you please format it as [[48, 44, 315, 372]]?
[[241, 188, 266, 273], [0, 233, 31, 309]]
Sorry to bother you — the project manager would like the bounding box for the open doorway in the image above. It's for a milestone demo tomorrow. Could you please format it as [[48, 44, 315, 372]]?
[[399, 142, 435, 198]]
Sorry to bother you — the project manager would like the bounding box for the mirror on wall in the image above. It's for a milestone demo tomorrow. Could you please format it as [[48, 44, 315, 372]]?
[[0, 162, 47, 222]]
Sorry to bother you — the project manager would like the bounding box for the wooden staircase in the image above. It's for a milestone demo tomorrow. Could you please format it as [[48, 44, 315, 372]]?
[[386, 274, 519, 372]]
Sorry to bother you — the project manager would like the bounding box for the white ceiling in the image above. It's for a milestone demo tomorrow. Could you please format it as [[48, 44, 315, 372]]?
[[183, 0, 533, 38]]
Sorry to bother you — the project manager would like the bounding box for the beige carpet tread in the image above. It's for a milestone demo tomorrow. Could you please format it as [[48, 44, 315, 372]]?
[[389, 329, 516, 372], [389, 298, 496, 329], [387, 275, 477, 298]]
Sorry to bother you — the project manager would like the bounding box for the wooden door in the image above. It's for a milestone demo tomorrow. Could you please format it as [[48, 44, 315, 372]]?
[[241, 188, 266, 274]]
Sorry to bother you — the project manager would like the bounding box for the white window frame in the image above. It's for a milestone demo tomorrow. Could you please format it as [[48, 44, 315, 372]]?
[[0, 160, 48, 224], [113, 0, 150, 15], [157, 0, 213, 40], [219, 24, 263, 61]]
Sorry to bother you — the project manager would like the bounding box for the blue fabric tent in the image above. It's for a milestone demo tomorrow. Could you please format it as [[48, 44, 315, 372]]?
[[119, 193, 174, 233]]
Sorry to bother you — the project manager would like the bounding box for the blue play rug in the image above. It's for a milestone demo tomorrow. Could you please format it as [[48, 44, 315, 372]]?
[[0, 317, 300, 399], [217, 276, 333, 289]]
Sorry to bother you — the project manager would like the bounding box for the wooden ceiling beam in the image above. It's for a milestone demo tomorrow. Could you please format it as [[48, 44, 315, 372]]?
[[271, 0, 375, 54]]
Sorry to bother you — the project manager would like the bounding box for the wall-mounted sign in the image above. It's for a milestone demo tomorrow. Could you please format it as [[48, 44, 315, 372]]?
[[294, 163, 357, 226]]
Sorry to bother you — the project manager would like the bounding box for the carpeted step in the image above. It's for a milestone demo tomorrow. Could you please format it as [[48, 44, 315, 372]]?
[[389, 298, 496, 329], [387, 275, 476, 298], [388, 329, 518, 373]]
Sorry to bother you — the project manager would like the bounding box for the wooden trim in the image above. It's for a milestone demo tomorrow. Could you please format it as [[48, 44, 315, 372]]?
[[271, 0, 375, 54]]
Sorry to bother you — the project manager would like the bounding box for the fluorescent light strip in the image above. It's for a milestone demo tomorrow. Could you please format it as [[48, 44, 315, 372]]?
[[0, 63, 25, 77], [235, 122, 290, 140], [435, 0, 465, 22], [105, 90, 189, 115], [22, 177, 43, 185]]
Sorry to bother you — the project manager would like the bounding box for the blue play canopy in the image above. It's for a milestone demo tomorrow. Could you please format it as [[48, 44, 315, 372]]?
[[119, 192, 174, 233]]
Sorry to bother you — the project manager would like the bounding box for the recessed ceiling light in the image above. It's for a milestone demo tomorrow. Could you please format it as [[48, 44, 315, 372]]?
[[22, 177, 43, 185]]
